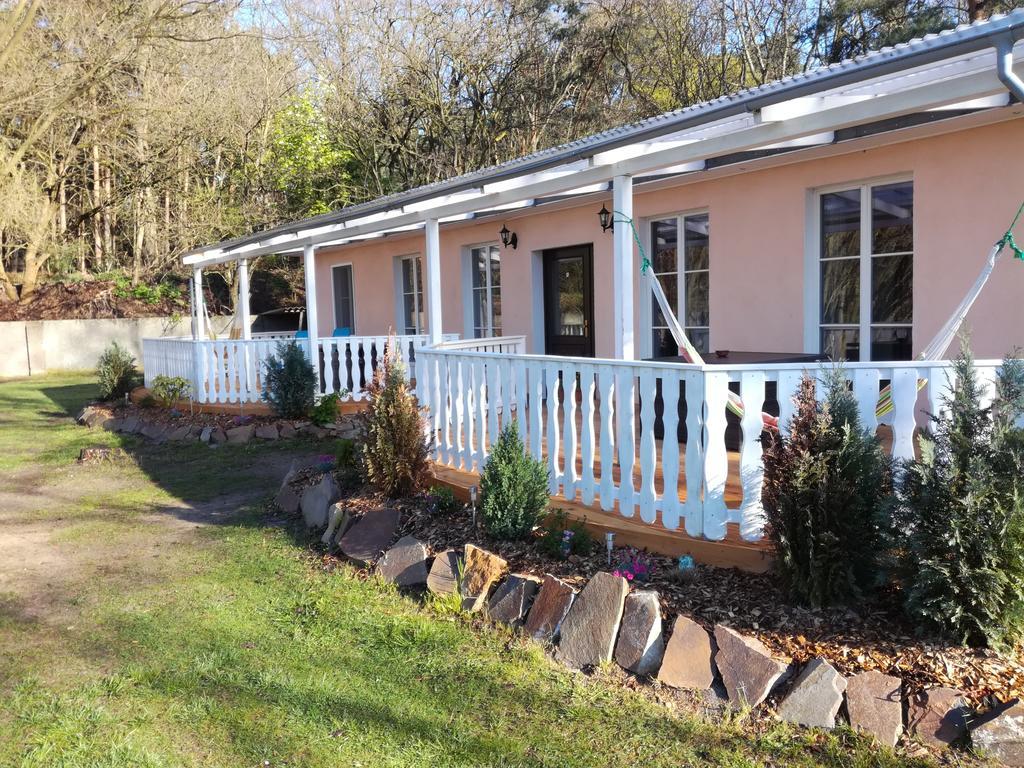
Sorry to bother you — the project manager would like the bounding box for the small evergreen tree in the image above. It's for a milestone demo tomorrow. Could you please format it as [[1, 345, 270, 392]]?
[[762, 368, 892, 608], [96, 342, 138, 400], [362, 342, 430, 498], [892, 349, 1024, 648], [262, 341, 317, 419], [480, 421, 550, 540]]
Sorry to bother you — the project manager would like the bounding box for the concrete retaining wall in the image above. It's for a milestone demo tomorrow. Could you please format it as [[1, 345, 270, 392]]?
[[0, 316, 233, 379]]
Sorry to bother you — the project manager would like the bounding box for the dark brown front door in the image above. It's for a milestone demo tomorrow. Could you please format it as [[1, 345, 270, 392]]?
[[543, 245, 595, 357]]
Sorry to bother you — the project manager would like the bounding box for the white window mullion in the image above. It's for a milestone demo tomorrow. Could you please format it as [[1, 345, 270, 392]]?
[[859, 185, 872, 362], [677, 215, 687, 340]]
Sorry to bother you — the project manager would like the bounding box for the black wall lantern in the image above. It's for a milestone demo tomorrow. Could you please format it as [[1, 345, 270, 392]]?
[[598, 205, 614, 232], [499, 224, 518, 249]]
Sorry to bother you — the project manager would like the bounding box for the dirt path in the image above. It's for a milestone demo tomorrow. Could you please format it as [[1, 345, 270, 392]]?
[[0, 451, 304, 626]]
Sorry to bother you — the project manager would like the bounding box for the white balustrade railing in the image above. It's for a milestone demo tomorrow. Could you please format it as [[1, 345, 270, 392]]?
[[416, 349, 1002, 544], [142, 333, 461, 404], [142, 338, 196, 389], [438, 335, 528, 354]]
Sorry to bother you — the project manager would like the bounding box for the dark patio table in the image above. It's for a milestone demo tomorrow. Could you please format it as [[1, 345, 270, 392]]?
[[643, 351, 830, 448]]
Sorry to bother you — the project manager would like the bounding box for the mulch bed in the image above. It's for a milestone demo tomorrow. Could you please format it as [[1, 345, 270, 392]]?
[[288, 467, 1024, 711], [0, 279, 192, 320], [105, 401, 283, 432]]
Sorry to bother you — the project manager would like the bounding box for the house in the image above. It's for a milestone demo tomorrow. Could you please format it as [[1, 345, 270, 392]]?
[[144, 12, 1024, 568]]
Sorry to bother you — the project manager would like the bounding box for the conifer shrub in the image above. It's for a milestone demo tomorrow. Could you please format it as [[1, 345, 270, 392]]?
[[891, 349, 1024, 648], [361, 342, 430, 498], [479, 421, 550, 540], [96, 342, 138, 400], [761, 368, 892, 608], [262, 341, 317, 419]]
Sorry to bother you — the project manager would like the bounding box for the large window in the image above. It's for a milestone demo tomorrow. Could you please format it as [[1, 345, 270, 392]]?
[[819, 180, 913, 361], [649, 213, 710, 357], [398, 255, 425, 335], [331, 264, 354, 333], [470, 244, 501, 337]]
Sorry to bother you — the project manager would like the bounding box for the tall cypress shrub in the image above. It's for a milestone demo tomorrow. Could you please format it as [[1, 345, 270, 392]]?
[[892, 350, 1024, 647], [762, 369, 892, 607]]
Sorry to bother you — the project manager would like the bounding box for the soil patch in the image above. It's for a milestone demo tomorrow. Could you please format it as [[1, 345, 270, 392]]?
[[0, 279, 191, 321]]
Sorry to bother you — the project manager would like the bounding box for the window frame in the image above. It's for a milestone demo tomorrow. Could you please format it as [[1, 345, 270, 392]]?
[[464, 242, 502, 338], [395, 254, 425, 335], [330, 262, 356, 334], [810, 174, 914, 362], [640, 208, 711, 359]]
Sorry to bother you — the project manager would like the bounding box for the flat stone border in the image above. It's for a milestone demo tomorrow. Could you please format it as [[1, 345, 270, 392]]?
[[271, 462, 1011, 760], [76, 403, 360, 445]]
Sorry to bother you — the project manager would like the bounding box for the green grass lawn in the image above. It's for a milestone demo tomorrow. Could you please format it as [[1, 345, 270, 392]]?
[[0, 373, 939, 768]]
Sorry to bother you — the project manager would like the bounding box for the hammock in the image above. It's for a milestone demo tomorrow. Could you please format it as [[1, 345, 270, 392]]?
[[638, 199, 1024, 429]]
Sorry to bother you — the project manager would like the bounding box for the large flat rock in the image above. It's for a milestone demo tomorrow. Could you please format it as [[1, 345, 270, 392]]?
[[487, 574, 542, 626], [338, 507, 401, 566], [555, 571, 629, 669], [846, 671, 903, 747], [427, 549, 463, 595], [226, 424, 255, 443], [376, 535, 429, 587], [300, 474, 339, 529], [613, 591, 664, 675], [523, 575, 575, 643], [713, 625, 787, 707], [460, 545, 507, 612], [657, 615, 715, 690], [908, 686, 968, 748], [777, 657, 846, 729], [972, 700, 1024, 766]]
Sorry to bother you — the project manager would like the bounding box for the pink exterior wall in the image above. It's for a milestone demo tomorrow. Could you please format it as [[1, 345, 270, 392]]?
[[315, 118, 1024, 360]]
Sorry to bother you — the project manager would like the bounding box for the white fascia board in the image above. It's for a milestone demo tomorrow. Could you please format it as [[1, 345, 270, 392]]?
[[187, 66, 1005, 268], [760, 131, 835, 149], [929, 92, 1010, 109], [481, 158, 592, 194], [636, 160, 706, 177], [591, 138, 697, 165], [402, 188, 483, 212], [759, 95, 873, 122]]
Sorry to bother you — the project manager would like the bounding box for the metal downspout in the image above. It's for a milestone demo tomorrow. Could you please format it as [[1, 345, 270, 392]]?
[[997, 35, 1024, 102]]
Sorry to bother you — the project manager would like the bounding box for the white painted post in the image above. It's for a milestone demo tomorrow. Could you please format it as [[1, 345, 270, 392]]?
[[238, 258, 252, 340], [613, 175, 634, 360], [302, 244, 319, 365], [191, 267, 205, 400], [424, 218, 442, 346], [193, 268, 205, 340]]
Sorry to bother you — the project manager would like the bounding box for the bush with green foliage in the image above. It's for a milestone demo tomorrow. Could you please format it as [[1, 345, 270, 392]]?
[[262, 341, 317, 419], [890, 349, 1024, 648], [761, 368, 892, 608], [480, 421, 550, 540], [536, 509, 594, 559], [150, 375, 192, 408], [311, 391, 342, 426], [429, 485, 460, 516], [96, 342, 138, 400], [361, 343, 429, 498]]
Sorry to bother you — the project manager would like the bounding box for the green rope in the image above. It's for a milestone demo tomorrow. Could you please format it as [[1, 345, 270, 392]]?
[[610, 210, 652, 274], [1000, 200, 1024, 261]]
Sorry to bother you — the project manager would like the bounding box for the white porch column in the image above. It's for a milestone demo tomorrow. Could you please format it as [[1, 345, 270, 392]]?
[[424, 217, 442, 345], [238, 258, 252, 340], [193, 267, 206, 340], [613, 174, 634, 360], [302, 244, 319, 361]]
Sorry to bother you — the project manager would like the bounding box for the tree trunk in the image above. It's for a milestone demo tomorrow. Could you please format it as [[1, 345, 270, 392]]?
[[92, 142, 103, 270], [0, 229, 18, 302]]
